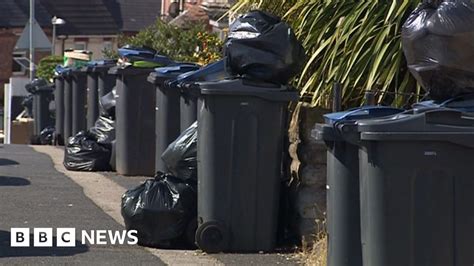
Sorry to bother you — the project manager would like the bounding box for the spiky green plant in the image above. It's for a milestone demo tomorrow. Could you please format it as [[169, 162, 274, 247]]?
[[231, 0, 422, 108]]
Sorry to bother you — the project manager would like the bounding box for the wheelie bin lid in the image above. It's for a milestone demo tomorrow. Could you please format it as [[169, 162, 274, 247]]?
[[175, 59, 229, 84], [196, 78, 299, 102], [357, 109, 474, 146], [313, 106, 404, 142], [323, 106, 404, 124], [118, 45, 156, 59], [54, 65, 72, 77], [108, 65, 157, 76], [82, 59, 118, 73], [118, 45, 174, 68], [412, 93, 474, 113], [147, 63, 200, 85]]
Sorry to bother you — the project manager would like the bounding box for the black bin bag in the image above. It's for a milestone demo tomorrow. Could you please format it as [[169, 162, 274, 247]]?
[[99, 88, 117, 119], [224, 10, 305, 84], [89, 116, 115, 144], [121, 172, 197, 247], [161, 121, 197, 181], [39, 126, 55, 145], [402, 0, 474, 101], [64, 131, 112, 171]]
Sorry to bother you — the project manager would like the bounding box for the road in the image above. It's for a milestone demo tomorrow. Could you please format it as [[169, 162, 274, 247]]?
[[0, 144, 299, 265]]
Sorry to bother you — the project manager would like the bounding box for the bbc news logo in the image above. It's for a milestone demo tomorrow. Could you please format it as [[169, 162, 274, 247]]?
[[11, 228, 138, 247]]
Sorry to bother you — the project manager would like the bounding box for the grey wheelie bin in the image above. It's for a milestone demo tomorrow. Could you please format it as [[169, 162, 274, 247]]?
[[356, 109, 474, 266], [83, 60, 117, 128], [54, 75, 65, 145], [147, 64, 200, 173], [175, 60, 228, 131], [194, 79, 298, 253], [26, 79, 55, 138], [70, 70, 87, 135], [63, 72, 73, 141], [109, 66, 156, 176], [312, 106, 403, 266]]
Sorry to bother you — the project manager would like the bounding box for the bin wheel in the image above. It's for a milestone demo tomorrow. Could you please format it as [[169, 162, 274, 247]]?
[[30, 135, 41, 145], [195, 221, 229, 253], [53, 133, 64, 146]]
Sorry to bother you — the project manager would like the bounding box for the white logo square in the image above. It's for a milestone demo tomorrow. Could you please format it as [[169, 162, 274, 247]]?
[[56, 228, 76, 247], [33, 228, 53, 247], [10, 228, 30, 247]]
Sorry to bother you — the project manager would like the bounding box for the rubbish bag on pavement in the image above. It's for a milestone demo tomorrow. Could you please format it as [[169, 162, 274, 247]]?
[[63, 131, 112, 171], [224, 10, 305, 84], [402, 0, 474, 101], [39, 126, 55, 145], [121, 172, 197, 247], [89, 116, 115, 144], [161, 121, 197, 181], [99, 88, 117, 119]]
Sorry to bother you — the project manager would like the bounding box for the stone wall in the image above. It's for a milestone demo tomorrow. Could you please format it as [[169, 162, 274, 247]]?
[[288, 103, 330, 242]]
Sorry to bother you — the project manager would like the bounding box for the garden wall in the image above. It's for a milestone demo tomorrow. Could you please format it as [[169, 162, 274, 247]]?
[[288, 103, 329, 242]]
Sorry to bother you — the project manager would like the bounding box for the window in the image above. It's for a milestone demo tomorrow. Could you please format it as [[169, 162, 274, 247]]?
[[74, 41, 87, 50], [12, 52, 28, 75], [103, 41, 113, 51]]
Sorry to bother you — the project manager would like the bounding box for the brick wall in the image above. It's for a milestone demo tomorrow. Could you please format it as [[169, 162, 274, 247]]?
[[0, 28, 19, 92], [0, 27, 52, 102]]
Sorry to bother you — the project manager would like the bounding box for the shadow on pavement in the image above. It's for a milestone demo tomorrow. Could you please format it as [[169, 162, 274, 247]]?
[[0, 159, 19, 166], [0, 176, 31, 186], [0, 230, 89, 258]]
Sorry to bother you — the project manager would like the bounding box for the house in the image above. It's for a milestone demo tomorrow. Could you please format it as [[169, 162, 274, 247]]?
[[0, 0, 162, 102], [161, 0, 234, 39], [42, 0, 163, 57]]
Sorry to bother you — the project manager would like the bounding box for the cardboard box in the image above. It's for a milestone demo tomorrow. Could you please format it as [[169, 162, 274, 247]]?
[[11, 118, 34, 144]]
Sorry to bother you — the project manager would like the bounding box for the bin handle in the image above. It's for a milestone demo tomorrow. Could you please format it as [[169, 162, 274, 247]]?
[[424, 109, 474, 127]]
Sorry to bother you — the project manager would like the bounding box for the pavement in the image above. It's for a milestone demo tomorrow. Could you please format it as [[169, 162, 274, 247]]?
[[0, 144, 300, 265]]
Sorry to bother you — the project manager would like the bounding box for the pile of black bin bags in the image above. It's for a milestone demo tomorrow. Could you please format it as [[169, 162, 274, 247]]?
[[121, 123, 198, 247], [63, 89, 116, 171], [121, 10, 305, 248]]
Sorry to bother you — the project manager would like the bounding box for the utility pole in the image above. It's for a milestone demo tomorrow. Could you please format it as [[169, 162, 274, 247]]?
[[29, 0, 35, 80]]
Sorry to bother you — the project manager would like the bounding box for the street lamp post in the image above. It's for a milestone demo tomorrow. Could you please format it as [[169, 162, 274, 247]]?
[[51, 16, 66, 56], [29, 0, 35, 80]]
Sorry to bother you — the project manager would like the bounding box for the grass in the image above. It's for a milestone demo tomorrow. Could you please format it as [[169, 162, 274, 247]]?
[[302, 233, 327, 266], [296, 220, 327, 265]]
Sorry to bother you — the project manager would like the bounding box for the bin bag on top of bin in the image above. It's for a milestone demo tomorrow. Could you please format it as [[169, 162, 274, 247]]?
[[161, 121, 197, 182], [224, 10, 305, 84], [121, 172, 197, 248], [402, 0, 474, 101]]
